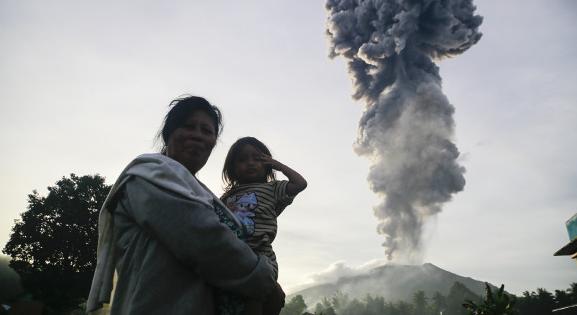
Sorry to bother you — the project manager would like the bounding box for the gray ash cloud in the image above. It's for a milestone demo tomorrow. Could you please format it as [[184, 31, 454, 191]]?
[[326, 0, 482, 260]]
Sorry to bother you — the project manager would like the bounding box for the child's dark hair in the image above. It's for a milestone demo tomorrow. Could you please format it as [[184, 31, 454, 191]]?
[[222, 137, 276, 190], [156, 95, 223, 153]]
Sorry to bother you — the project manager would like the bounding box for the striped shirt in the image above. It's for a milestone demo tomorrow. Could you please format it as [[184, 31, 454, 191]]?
[[221, 180, 294, 278]]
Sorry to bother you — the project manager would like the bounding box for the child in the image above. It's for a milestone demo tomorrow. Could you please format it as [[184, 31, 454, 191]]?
[[221, 137, 307, 315]]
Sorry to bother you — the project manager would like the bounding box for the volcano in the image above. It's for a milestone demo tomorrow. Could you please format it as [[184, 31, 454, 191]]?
[[289, 263, 497, 307]]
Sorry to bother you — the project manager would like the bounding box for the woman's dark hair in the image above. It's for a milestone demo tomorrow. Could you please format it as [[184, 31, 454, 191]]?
[[157, 95, 223, 153], [222, 137, 276, 190]]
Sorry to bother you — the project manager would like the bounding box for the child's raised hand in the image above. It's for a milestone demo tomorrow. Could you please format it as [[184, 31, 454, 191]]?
[[256, 152, 282, 170], [256, 150, 308, 195]]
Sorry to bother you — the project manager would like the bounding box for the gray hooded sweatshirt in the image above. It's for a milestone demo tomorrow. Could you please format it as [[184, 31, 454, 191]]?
[[87, 154, 275, 314]]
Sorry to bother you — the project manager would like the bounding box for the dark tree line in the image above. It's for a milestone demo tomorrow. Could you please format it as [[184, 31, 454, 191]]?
[[2, 174, 110, 313], [282, 282, 482, 315], [282, 282, 577, 315], [515, 284, 577, 315]]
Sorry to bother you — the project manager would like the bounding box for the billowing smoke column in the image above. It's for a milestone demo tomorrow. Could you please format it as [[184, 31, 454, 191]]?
[[326, 0, 482, 260]]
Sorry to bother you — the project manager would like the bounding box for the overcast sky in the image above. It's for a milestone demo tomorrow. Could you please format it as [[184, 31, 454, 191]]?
[[1, 0, 576, 295]]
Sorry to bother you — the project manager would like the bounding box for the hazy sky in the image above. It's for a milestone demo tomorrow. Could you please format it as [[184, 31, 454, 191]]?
[[1, 0, 576, 295]]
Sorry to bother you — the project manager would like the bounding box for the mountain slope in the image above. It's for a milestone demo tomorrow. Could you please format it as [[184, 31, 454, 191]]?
[[290, 263, 495, 307]]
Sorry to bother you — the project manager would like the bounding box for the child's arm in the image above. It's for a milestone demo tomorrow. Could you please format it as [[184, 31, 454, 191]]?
[[258, 153, 307, 196]]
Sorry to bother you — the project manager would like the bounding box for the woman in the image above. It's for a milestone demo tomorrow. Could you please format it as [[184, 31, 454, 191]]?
[[87, 96, 278, 314]]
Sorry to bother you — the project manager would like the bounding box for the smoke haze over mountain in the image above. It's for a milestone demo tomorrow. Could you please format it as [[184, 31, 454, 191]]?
[[291, 262, 493, 307]]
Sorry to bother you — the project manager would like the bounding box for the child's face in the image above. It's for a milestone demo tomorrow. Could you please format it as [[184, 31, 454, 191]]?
[[234, 144, 267, 184]]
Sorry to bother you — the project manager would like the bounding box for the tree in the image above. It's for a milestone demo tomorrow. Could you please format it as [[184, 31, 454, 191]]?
[[281, 295, 308, 315], [3, 174, 110, 312], [554, 289, 572, 309], [446, 282, 481, 315], [412, 290, 428, 315], [517, 285, 575, 315], [384, 301, 400, 315], [463, 283, 517, 315], [431, 291, 448, 315], [314, 304, 336, 315], [396, 301, 413, 315], [534, 288, 555, 313], [568, 283, 577, 304], [340, 298, 365, 315], [364, 294, 386, 315], [314, 297, 337, 315], [330, 290, 350, 312]]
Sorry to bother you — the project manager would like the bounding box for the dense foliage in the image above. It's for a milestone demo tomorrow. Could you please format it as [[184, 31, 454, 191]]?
[[282, 282, 577, 315], [516, 283, 577, 315], [463, 283, 517, 314], [2, 174, 110, 313], [282, 282, 481, 315]]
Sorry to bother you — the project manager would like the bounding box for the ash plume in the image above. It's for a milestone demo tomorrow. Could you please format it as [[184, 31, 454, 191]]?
[[326, 0, 482, 260]]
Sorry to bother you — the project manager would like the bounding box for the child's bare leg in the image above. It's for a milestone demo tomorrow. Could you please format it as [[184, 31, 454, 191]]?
[[243, 299, 263, 315]]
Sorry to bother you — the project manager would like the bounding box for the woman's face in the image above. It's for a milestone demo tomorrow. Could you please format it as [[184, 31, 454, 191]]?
[[166, 110, 217, 175]]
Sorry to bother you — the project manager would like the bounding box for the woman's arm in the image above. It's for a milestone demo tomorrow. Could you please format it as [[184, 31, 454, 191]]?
[[122, 177, 276, 298]]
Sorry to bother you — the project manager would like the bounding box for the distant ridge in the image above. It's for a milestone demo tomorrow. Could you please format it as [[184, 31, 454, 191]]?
[[290, 263, 496, 307]]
